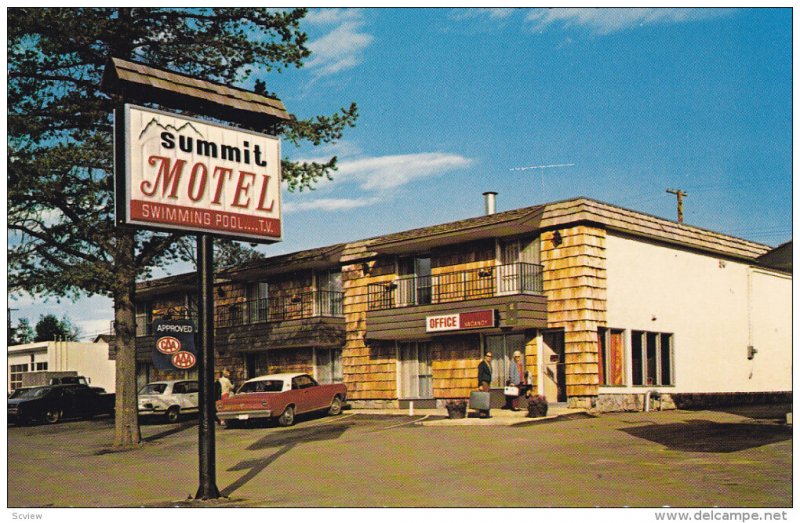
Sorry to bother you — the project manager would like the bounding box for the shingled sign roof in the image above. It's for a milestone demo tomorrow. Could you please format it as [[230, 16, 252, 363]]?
[[101, 57, 290, 131]]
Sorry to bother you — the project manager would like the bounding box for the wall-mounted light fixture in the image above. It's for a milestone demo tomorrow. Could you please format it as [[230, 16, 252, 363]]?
[[216, 287, 226, 298], [552, 231, 563, 247], [747, 346, 758, 360], [361, 262, 371, 276]]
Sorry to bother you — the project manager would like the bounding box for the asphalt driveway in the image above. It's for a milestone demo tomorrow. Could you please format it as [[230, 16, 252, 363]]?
[[7, 405, 791, 507]]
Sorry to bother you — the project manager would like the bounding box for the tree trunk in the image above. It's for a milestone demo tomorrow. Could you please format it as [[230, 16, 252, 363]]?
[[113, 229, 141, 448]]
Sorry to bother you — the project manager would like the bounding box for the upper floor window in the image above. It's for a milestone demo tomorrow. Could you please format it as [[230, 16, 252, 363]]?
[[247, 282, 269, 323], [315, 270, 343, 316], [135, 301, 152, 336]]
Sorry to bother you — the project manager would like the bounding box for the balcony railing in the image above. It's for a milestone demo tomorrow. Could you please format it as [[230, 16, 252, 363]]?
[[367, 262, 543, 311], [215, 290, 344, 328], [136, 291, 344, 335]]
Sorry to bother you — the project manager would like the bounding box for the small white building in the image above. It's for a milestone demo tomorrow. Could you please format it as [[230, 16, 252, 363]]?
[[7, 339, 116, 393]]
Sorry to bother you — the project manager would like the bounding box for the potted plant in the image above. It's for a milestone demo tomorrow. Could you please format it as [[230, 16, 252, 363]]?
[[445, 399, 467, 419], [527, 394, 548, 418]]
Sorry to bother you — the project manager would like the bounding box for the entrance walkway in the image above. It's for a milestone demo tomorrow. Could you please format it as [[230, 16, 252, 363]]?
[[350, 402, 589, 426]]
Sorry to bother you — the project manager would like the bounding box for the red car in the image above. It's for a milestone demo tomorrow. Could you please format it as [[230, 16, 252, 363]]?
[[216, 373, 347, 427]]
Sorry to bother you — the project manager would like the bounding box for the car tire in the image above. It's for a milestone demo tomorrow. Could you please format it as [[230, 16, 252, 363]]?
[[166, 406, 180, 423], [328, 396, 343, 416], [278, 405, 295, 427], [44, 409, 62, 424]]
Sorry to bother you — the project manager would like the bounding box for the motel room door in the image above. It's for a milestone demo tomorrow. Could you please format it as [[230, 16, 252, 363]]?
[[542, 330, 566, 402], [399, 342, 433, 399]]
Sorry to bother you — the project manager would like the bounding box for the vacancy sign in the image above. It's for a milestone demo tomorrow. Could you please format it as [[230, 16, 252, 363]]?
[[426, 310, 496, 333], [119, 105, 282, 242]]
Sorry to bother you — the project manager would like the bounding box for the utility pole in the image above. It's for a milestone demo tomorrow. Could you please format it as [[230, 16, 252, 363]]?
[[666, 188, 688, 224]]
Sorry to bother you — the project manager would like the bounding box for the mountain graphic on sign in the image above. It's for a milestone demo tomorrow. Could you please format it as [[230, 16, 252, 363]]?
[[138, 117, 204, 140]]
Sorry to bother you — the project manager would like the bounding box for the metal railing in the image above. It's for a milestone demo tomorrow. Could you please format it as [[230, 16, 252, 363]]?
[[136, 291, 343, 335], [215, 290, 344, 327], [367, 262, 543, 311]]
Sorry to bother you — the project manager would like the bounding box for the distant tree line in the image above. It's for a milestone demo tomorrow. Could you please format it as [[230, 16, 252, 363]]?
[[8, 314, 81, 345]]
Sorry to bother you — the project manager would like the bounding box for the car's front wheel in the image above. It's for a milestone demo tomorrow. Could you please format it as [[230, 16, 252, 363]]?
[[44, 409, 62, 424], [328, 396, 343, 416], [278, 405, 295, 427]]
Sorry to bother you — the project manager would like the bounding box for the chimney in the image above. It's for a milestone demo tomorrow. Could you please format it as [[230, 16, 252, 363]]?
[[483, 191, 497, 215]]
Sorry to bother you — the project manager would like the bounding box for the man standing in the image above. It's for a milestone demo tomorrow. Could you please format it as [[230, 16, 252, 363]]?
[[477, 351, 493, 418], [219, 368, 234, 398]]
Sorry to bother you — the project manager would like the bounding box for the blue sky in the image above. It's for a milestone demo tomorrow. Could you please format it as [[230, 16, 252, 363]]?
[[11, 7, 793, 339]]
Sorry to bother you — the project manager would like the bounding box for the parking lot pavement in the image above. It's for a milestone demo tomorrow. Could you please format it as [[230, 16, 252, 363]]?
[[7, 406, 792, 508]]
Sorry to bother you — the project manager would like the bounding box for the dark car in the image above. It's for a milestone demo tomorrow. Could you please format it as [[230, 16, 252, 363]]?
[[7, 384, 115, 425]]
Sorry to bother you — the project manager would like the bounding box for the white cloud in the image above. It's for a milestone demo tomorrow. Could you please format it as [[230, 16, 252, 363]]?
[[526, 8, 733, 35], [305, 9, 374, 77], [304, 8, 364, 26], [335, 153, 473, 191], [283, 196, 381, 213], [286, 152, 473, 212], [451, 8, 518, 21]]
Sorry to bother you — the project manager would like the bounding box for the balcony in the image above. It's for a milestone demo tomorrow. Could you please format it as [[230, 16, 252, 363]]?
[[134, 291, 345, 360], [367, 262, 543, 311], [365, 262, 547, 340], [216, 290, 343, 327]]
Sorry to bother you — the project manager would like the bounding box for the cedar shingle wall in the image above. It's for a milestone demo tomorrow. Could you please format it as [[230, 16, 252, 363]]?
[[542, 225, 607, 402], [342, 258, 398, 400], [431, 336, 481, 398]]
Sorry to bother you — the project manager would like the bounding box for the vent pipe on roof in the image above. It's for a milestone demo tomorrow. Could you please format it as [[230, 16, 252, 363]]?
[[483, 191, 498, 215]]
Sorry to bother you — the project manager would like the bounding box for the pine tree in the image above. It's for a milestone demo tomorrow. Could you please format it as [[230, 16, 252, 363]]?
[[8, 8, 357, 447]]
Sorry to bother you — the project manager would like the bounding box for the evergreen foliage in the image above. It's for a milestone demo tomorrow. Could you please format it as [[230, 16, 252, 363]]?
[[8, 8, 358, 446]]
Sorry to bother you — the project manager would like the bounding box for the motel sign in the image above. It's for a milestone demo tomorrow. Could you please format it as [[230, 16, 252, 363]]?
[[118, 105, 282, 242]]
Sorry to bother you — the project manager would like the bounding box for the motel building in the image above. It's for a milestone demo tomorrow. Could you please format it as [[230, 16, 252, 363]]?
[[133, 196, 791, 411]]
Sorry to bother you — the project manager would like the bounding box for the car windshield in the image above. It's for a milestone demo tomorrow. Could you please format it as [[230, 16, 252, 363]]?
[[14, 387, 51, 399], [139, 383, 167, 395], [238, 380, 284, 393]]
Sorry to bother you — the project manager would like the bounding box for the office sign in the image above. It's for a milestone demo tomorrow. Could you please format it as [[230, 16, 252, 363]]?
[[426, 310, 496, 333], [152, 319, 198, 371], [118, 104, 282, 242]]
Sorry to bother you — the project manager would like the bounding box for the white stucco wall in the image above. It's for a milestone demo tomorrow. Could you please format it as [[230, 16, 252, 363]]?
[[8, 341, 117, 393], [48, 341, 117, 392], [601, 233, 791, 395]]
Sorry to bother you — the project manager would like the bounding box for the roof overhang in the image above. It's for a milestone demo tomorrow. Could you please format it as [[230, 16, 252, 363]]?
[[101, 57, 291, 132], [221, 244, 346, 281], [369, 207, 546, 255]]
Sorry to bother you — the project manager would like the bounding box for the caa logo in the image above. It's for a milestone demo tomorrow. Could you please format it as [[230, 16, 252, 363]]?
[[156, 336, 181, 354], [172, 351, 196, 369]]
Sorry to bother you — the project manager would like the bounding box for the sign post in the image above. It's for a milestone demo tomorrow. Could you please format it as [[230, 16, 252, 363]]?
[[196, 233, 220, 500], [116, 101, 284, 500], [106, 57, 291, 502]]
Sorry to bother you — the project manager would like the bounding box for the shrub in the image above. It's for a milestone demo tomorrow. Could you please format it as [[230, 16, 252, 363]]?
[[445, 399, 467, 419], [527, 394, 548, 418]]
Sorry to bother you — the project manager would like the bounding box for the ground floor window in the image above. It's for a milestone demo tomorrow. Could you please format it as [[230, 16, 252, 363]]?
[[485, 333, 526, 388], [315, 348, 343, 384], [244, 352, 269, 380], [631, 331, 673, 386], [398, 342, 432, 399], [598, 328, 625, 386], [9, 364, 28, 391], [35, 362, 48, 371]]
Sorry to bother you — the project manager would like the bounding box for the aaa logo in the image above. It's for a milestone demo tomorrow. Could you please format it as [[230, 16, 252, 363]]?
[[156, 336, 181, 354], [171, 351, 196, 369]]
